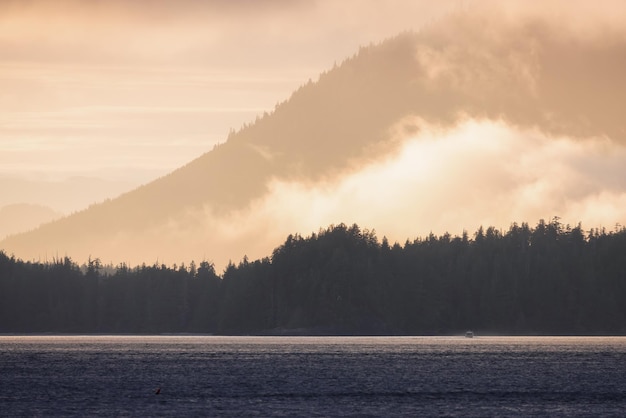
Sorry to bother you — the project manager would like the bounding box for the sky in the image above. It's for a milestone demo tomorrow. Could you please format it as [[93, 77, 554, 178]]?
[[2, 0, 626, 267], [0, 0, 454, 183]]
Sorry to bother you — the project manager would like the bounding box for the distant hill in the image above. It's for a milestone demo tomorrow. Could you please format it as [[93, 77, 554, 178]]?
[[0, 175, 142, 215], [0, 204, 62, 240], [2, 12, 624, 265]]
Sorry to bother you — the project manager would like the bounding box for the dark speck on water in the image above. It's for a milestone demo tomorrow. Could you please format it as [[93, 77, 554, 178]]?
[[1, 336, 626, 416]]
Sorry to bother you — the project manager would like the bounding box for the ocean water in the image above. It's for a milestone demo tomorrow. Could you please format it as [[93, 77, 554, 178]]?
[[1, 336, 626, 416]]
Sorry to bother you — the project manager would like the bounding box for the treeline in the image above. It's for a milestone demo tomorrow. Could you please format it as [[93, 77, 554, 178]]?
[[1, 219, 626, 335]]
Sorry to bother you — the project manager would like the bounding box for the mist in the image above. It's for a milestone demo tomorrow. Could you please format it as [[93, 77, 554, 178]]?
[[142, 119, 626, 270]]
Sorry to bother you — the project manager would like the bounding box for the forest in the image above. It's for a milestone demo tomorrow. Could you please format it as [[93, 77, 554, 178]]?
[[1, 218, 625, 335]]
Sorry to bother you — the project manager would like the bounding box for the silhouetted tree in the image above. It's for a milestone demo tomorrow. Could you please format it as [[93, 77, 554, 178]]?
[[2, 219, 626, 335]]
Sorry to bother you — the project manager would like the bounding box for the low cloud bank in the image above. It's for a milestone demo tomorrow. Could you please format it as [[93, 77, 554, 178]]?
[[146, 119, 626, 270]]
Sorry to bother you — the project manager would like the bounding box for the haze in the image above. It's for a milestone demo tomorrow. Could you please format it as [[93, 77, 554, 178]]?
[[1, 0, 625, 269]]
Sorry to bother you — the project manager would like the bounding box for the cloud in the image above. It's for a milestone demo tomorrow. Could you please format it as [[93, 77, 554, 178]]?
[[253, 120, 626, 241], [402, 5, 626, 145]]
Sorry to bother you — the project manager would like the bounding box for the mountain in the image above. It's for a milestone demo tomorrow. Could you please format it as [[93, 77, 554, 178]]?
[[2, 12, 624, 266]]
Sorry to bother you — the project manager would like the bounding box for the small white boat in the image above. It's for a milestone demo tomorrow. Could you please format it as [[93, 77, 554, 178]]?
[[465, 330, 474, 338]]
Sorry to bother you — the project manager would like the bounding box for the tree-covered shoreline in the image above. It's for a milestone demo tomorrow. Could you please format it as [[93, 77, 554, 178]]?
[[1, 218, 625, 335]]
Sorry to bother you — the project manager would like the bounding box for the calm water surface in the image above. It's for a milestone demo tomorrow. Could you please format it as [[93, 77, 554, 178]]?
[[1, 336, 626, 416]]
